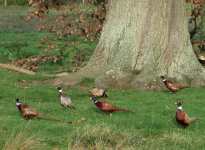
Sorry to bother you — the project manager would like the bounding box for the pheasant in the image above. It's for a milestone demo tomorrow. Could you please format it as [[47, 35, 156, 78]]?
[[82, 87, 108, 98], [91, 97, 135, 116], [15, 98, 60, 121], [160, 75, 192, 93], [175, 101, 201, 128], [56, 86, 76, 109]]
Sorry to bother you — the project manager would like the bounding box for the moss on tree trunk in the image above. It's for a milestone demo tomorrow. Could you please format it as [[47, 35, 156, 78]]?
[[54, 0, 205, 90]]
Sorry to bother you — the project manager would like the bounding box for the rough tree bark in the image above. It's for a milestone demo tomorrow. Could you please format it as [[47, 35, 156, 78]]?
[[54, 0, 205, 90]]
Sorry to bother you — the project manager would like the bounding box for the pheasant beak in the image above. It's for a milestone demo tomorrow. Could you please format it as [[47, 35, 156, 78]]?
[[175, 102, 177, 104]]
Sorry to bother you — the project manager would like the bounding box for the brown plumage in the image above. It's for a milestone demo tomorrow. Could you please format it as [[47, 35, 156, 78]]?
[[91, 97, 135, 116], [175, 101, 201, 128], [160, 75, 192, 93], [82, 87, 108, 98], [15, 98, 60, 121], [57, 86, 76, 109]]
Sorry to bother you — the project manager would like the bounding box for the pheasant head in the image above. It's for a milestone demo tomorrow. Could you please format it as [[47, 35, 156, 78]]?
[[91, 97, 98, 103], [175, 101, 182, 109], [56, 86, 62, 92], [15, 98, 20, 103], [15, 98, 21, 106], [160, 75, 166, 81]]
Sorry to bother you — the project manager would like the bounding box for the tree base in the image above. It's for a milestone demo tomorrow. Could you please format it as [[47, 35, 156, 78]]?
[[54, 65, 205, 91]]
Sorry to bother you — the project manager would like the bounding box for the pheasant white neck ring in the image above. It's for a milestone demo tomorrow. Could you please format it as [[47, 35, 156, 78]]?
[[177, 106, 182, 109], [59, 90, 62, 92], [16, 102, 21, 105], [163, 79, 166, 81]]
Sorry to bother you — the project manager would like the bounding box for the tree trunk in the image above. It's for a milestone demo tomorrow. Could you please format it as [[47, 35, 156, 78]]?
[[54, 0, 205, 90]]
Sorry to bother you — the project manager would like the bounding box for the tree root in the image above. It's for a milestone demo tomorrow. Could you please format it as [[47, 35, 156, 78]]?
[[0, 63, 69, 77]]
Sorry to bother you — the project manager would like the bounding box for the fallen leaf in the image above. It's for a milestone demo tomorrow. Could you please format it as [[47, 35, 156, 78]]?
[[198, 55, 205, 61], [81, 118, 86, 121], [72, 118, 86, 124], [53, 146, 58, 149]]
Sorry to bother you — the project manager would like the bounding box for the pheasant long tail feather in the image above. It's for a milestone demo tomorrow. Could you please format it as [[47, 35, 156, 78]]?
[[69, 104, 76, 109], [181, 86, 192, 89], [119, 108, 135, 113], [80, 89, 90, 92], [190, 117, 202, 122], [39, 113, 60, 120]]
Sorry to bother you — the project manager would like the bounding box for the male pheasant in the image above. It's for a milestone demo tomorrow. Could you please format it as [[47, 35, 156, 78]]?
[[15, 98, 60, 121], [56, 86, 76, 109], [175, 101, 201, 128], [82, 87, 108, 98], [160, 75, 192, 93], [91, 97, 135, 116]]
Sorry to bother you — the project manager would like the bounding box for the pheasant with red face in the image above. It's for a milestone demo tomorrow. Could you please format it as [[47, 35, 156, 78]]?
[[175, 101, 201, 128], [160, 75, 192, 93], [57, 86, 76, 109], [91, 97, 135, 116], [15, 98, 60, 121], [82, 87, 108, 98]]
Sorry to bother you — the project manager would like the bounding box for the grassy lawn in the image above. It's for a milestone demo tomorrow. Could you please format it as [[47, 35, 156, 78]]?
[[1, 68, 205, 149], [1, 4, 205, 150]]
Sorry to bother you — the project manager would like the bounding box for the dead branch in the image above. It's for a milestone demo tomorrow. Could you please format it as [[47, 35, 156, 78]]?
[[0, 63, 69, 77]]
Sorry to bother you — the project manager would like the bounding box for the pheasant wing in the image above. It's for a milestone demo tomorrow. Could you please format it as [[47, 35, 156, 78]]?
[[60, 93, 72, 107], [96, 101, 119, 111], [183, 112, 192, 124], [21, 104, 39, 116], [167, 81, 180, 90]]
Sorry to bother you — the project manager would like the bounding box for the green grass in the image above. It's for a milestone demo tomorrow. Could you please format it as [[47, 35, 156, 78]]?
[[1, 68, 205, 149], [80, 77, 95, 88]]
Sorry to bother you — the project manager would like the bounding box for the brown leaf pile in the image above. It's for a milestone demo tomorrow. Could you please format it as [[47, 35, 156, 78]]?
[[9, 54, 56, 71]]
